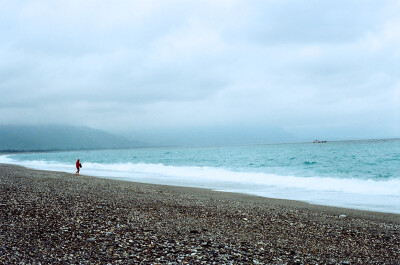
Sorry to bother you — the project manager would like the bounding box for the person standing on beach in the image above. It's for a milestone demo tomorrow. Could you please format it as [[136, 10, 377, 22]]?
[[76, 159, 82, 175]]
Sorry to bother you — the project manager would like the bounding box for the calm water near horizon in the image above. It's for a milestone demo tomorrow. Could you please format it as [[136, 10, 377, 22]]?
[[1, 139, 399, 213]]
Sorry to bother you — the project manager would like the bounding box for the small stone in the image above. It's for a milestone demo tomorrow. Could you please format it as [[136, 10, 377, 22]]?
[[339, 214, 347, 218], [86, 237, 96, 242]]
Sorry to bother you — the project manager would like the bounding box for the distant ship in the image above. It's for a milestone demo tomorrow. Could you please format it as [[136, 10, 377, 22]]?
[[313, 140, 327, 143]]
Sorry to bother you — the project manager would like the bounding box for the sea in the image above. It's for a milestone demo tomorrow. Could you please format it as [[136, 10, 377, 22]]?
[[1, 139, 399, 214]]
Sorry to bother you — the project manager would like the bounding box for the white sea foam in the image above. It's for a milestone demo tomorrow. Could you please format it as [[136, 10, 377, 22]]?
[[2, 155, 399, 195], [2, 155, 399, 213]]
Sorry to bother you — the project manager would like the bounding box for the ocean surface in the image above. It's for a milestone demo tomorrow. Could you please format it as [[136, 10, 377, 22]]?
[[1, 139, 399, 214]]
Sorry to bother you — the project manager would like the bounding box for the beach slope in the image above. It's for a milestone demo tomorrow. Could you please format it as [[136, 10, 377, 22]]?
[[1, 164, 399, 264]]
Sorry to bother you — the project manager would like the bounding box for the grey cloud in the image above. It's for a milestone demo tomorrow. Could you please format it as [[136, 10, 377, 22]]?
[[0, 0, 399, 141], [240, 0, 392, 45]]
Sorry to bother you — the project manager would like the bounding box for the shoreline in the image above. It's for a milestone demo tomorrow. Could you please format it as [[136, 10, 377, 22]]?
[[2, 157, 400, 218], [2, 156, 399, 216], [1, 163, 399, 263], [74, 172, 400, 224]]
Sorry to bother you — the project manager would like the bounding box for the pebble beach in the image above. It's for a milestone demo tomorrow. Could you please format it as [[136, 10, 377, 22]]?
[[1, 164, 399, 264]]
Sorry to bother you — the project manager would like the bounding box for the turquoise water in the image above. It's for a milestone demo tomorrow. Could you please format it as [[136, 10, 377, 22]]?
[[2, 139, 399, 213]]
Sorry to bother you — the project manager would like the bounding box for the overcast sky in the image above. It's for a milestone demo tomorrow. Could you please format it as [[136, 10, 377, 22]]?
[[0, 0, 399, 141]]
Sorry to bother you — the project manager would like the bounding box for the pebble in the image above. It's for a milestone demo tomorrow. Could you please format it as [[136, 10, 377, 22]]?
[[1, 164, 399, 264]]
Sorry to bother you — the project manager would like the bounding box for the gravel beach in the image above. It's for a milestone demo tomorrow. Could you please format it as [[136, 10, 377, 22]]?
[[1, 164, 399, 264]]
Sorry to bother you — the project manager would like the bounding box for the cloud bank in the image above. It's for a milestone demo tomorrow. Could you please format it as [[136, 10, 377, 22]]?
[[0, 0, 399, 141]]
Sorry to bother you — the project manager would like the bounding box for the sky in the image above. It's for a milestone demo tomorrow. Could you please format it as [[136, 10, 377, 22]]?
[[0, 0, 399, 143]]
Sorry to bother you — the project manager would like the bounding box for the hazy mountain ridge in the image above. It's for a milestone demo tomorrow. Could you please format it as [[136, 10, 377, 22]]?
[[1, 124, 300, 151], [0, 125, 144, 151]]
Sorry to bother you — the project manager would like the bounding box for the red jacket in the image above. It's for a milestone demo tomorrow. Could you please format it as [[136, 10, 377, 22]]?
[[76, 160, 80, 169]]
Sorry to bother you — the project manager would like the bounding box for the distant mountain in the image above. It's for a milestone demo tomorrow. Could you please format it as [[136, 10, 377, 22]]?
[[0, 125, 145, 151]]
